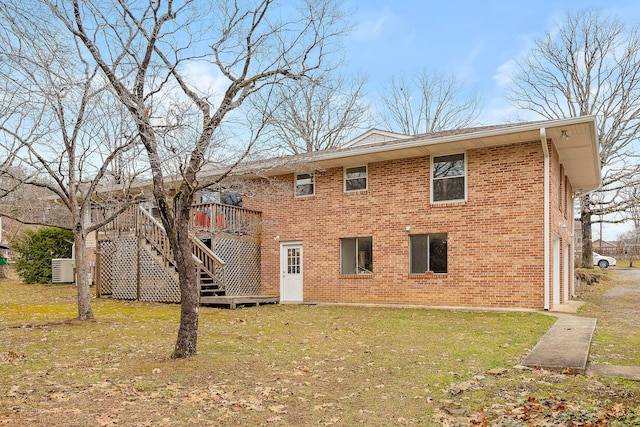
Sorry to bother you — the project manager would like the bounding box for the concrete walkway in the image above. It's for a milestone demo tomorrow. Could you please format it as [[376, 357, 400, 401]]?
[[521, 316, 597, 374], [519, 298, 640, 380], [587, 364, 640, 381]]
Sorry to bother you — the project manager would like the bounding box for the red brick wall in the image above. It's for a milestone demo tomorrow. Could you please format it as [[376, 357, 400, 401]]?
[[244, 140, 571, 310]]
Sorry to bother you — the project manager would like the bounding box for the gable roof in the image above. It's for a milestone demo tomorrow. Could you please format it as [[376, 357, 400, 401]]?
[[341, 129, 411, 148], [233, 116, 601, 193]]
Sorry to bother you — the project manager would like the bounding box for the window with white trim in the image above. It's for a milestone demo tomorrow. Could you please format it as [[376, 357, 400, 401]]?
[[295, 173, 315, 197], [432, 154, 465, 202], [344, 165, 367, 192], [409, 233, 448, 274], [340, 237, 372, 274]]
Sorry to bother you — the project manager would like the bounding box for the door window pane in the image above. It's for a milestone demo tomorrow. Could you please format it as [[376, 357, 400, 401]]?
[[287, 248, 301, 274]]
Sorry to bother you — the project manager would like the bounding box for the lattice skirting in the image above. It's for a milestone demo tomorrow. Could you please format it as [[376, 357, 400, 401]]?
[[98, 235, 260, 302], [99, 237, 180, 303], [214, 237, 261, 296]]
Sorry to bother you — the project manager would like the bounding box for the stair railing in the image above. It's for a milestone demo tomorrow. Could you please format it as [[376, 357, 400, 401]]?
[[137, 205, 225, 292], [138, 205, 173, 269], [191, 236, 226, 292]]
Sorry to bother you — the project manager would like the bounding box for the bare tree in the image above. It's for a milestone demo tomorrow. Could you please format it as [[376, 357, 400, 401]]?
[[378, 68, 482, 135], [258, 73, 370, 154], [40, 0, 347, 358], [0, 4, 142, 319], [619, 182, 640, 266], [506, 9, 640, 268]]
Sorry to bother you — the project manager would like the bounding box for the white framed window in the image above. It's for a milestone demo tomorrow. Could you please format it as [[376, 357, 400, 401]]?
[[344, 165, 368, 192], [295, 173, 315, 197], [409, 233, 448, 274], [432, 153, 466, 202], [340, 237, 372, 274]]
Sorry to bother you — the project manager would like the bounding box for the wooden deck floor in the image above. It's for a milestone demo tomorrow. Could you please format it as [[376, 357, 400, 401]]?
[[199, 295, 279, 309]]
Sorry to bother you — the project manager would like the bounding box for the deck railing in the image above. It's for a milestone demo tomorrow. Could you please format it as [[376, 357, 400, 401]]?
[[93, 202, 232, 293], [191, 202, 262, 238], [94, 201, 262, 239], [94, 204, 138, 234]]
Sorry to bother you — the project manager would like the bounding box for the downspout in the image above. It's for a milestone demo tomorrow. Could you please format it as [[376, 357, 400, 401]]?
[[540, 128, 550, 310]]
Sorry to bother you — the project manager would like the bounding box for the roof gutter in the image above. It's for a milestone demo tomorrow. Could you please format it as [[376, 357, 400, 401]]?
[[541, 128, 550, 311]]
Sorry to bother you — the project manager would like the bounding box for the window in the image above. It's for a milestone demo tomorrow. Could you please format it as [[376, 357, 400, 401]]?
[[340, 237, 372, 274], [295, 173, 315, 197], [432, 154, 465, 202], [409, 233, 448, 274], [287, 247, 301, 274], [344, 165, 367, 192]]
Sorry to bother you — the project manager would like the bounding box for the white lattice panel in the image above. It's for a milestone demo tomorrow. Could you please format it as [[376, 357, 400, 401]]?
[[99, 237, 181, 303], [138, 243, 180, 302], [214, 237, 261, 296], [98, 240, 116, 295], [110, 238, 138, 300]]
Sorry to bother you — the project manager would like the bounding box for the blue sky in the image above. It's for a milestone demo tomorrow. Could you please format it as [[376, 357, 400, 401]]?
[[341, 1, 640, 240], [343, 0, 640, 125]]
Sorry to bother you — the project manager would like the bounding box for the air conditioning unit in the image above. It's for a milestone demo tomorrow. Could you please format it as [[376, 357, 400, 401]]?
[[52, 258, 75, 284]]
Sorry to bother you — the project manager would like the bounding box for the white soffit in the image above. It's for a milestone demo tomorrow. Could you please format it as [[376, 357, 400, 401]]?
[[231, 117, 602, 192]]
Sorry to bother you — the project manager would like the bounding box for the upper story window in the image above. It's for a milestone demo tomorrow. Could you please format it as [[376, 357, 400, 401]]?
[[432, 153, 466, 202], [295, 173, 315, 197], [344, 165, 368, 192]]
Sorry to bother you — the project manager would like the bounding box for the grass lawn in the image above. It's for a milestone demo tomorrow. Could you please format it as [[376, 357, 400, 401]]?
[[1, 276, 640, 426], [579, 269, 640, 367]]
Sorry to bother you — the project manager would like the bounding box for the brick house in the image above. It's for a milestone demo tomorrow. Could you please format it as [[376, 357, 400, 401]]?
[[94, 116, 600, 311], [238, 116, 600, 310]]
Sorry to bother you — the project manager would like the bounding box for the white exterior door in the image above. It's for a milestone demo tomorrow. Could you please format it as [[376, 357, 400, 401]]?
[[553, 236, 561, 306], [281, 242, 303, 302], [563, 242, 570, 302]]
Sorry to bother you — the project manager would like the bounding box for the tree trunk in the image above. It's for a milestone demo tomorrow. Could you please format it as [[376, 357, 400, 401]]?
[[170, 200, 199, 359], [580, 195, 594, 268], [74, 231, 94, 320]]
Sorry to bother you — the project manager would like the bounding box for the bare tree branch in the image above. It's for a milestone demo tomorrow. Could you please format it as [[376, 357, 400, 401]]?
[[40, 0, 349, 358], [506, 9, 640, 267], [378, 68, 483, 135]]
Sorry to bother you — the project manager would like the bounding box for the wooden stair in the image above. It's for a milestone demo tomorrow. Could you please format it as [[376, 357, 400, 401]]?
[[137, 206, 227, 299], [94, 202, 267, 306]]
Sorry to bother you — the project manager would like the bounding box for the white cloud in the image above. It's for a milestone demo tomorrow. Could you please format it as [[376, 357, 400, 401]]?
[[493, 58, 517, 88], [352, 8, 397, 41], [181, 62, 229, 101]]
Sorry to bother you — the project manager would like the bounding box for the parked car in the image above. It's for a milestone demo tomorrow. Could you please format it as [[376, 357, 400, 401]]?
[[593, 252, 616, 268]]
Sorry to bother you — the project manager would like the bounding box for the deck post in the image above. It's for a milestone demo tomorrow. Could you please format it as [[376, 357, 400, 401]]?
[[95, 241, 102, 298], [136, 236, 142, 301]]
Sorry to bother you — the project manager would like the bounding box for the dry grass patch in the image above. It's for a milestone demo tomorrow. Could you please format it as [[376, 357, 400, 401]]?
[[579, 269, 640, 367], [1, 279, 639, 426]]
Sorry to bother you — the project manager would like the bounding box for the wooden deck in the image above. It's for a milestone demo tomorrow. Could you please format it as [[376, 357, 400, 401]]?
[[199, 295, 279, 309]]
